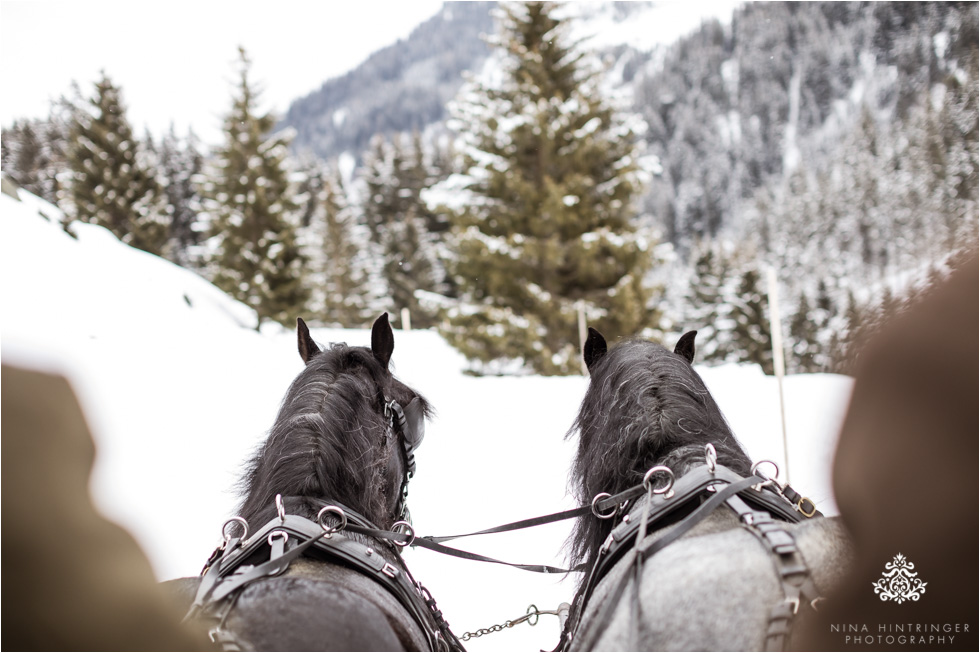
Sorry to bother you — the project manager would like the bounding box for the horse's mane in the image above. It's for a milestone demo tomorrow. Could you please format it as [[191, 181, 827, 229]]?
[[566, 337, 752, 572], [237, 342, 429, 531]]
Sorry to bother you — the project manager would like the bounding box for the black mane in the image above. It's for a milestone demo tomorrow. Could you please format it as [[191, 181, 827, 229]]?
[[238, 340, 430, 532], [567, 335, 752, 573]]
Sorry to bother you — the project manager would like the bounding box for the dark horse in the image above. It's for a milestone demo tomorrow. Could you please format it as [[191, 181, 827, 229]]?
[[562, 328, 852, 651], [170, 314, 459, 651]]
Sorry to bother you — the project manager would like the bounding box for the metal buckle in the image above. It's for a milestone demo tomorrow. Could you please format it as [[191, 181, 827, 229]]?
[[382, 562, 399, 578], [796, 496, 818, 518]]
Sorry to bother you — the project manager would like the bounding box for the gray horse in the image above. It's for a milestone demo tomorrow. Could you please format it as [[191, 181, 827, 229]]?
[[563, 328, 853, 651]]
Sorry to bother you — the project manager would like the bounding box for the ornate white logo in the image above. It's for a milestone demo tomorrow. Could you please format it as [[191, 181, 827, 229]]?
[[872, 553, 927, 604]]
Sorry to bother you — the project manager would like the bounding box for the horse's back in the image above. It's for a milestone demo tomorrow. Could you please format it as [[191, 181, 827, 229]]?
[[165, 559, 427, 651], [577, 513, 852, 651]]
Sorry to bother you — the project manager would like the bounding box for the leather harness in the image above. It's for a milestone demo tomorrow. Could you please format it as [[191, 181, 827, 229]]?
[[557, 461, 824, 651], [184, 501, 464, 651]]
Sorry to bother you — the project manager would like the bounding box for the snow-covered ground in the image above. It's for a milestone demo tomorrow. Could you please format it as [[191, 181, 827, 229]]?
[[0, 188, 853, 651]]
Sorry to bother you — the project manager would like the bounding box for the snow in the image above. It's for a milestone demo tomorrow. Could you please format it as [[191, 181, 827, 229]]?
[[567, 1, 743, 54], [1, 187, 853, 651]]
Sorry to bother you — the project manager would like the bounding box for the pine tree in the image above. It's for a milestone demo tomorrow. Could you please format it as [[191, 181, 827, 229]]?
[[684, 240, 736, 363], [434, 1, 655, 375], [158, 126, 205, 268], [788, 291, 820, 373], [202, 48, 309, 329], [361, 133, 442, 328], [314, 170, 379, 327], [65, 73, 167, 254], [2, 112, 69, 205], [727, 266, 774, 374]]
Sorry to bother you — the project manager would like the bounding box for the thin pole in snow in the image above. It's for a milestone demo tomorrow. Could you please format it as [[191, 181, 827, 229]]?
[[577, 300, 588, 376], [401, 307, 411, 331], [766, 266, 790, 485]]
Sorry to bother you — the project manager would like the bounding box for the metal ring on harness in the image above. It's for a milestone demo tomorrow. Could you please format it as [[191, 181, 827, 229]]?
[[526, 604, 541, 626], [391, 520, 415, 547], [750, 459, 779, 490], [642, 465, 675, 497], [704, 443, 717, 473], [221, 516, 249, 544], [275, 493, 287, 523], [591, 492, 617, 519], [316, 505, 347, 538], [267, 530, 289, 546]]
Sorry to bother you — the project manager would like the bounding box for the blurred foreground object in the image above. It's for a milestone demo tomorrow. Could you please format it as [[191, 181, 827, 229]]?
[[800, 254, 978, 651], [1, 364, 205, 650]]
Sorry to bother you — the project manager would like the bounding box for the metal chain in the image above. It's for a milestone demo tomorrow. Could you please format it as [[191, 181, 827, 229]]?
[[459, 604, 560, 641]]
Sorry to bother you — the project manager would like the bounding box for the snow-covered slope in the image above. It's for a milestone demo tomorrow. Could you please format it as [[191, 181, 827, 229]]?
[[0, 187, 852, 651]]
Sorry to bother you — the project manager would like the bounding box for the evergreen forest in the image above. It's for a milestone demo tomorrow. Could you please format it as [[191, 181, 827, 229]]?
[[2, 1, 977, 375]]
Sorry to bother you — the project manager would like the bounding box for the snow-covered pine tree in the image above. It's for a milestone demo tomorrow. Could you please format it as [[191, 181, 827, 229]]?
[[1, 110, 70, 206], [158, 125, 205, 269], [361, 133, 442, 328], [312, 168, 380, 327], [434, 1, 654, 375], [65, 73, 167, 254], [201, 48, 309, 329], [726, 265, 774, 374], [684, 239, 737, 364], [788, 291, 821, 374]]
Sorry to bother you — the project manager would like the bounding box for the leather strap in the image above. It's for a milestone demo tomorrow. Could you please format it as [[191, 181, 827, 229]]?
[[568, 474, 764, 651], [724, 494, 823, 651], [187, 512, 464, 652]]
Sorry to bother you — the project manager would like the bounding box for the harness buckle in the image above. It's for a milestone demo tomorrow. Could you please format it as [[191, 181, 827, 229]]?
[[796, 496, 818, 518], [382, 562, 399, 578]]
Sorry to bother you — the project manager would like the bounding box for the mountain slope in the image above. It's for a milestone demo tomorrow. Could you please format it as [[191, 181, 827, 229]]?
[[278, 2, 496, 160]]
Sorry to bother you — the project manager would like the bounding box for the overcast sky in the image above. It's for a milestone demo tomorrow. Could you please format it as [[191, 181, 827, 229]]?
[[1, 0, 445, 144]]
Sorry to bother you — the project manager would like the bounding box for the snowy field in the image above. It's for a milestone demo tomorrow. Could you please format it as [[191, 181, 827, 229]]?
[[1, 189, 853, 651]]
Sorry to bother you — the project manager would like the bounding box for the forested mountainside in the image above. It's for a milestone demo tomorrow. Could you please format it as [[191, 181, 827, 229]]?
[[3, 2, 976, 377], [277, 2, 496, 160], [633, 1, 978, 249]]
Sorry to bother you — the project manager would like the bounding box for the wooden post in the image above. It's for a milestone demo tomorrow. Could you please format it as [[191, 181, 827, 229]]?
[[766, 266, 790, 485], [400, 307, 411, 331], [577, 301, 588, 376]]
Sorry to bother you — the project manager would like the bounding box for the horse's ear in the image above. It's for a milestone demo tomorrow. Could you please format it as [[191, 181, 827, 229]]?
[[674, 330, 697, 364], [584, 327, 608, 374], [297, 318, 321, 364], [371, 313, 394, 369]]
